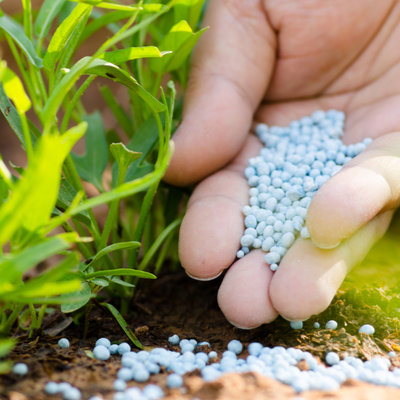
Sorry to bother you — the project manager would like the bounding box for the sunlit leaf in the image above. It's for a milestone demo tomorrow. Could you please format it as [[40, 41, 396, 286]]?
[[34, 0, 66, 43], [0, 124, 87, 246], [43, 3, 92, 71], [98, 46, 170, 65], [0, 62, 31, 113]]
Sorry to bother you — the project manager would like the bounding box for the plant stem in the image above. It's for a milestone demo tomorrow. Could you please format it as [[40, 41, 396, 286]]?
[[62, 221, 93, 260], [0, 304, 24, 337], [61, 76, 96, 134], [22, 0, 33, 41], [37, 305, 47, 329], [83, 301, 93, 339], [19, 112, 33, 162], [98, 165, 128, 251], [28, 304, 37, 338]]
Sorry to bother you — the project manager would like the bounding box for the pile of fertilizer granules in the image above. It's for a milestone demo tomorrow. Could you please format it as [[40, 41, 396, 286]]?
[[239, 110, 372, 271]]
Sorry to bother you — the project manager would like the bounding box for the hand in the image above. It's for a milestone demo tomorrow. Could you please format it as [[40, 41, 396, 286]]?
[[164, 0, 400, 329]]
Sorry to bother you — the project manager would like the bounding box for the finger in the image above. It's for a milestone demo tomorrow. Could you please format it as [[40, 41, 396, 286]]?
[[217, 250, 279, 329], [164, 0, 276, 186], [307, 131, 400, 249], [179, 135, 262, 279], [270, 211, 392, 322]]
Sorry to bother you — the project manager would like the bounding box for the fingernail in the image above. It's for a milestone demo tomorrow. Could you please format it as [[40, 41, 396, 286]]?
[[311, 237, 341, 250], [280, 315, 309, 323], [226, 318, 261, 330], [185, 270, 223, 281]]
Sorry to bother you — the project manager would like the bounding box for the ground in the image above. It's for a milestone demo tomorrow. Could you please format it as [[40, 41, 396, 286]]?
[[2, 268, 400, 400]]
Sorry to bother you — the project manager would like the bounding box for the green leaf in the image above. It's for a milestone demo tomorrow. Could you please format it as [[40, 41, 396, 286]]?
[[99, 85, 133, 138], [0, 338, 14, 358], [174, 0, 206, 30], [0, 15, 43, 68], [0, 125, 86, 246], [0, 361, 12, 374], [34, 0, 66, 43], [0, 62, 31, 113], [43, 3, 92, 71], [110, 143, 141, 172], [83, 58, 166, 113], [90, 278, 109, 286], [150, 20, 208, 73], [110, 276, 135, 288], [79, 10, 131, 44], [112, 114, 163, 184], [71, 111, 108, 192], [165, 26, 208, 72], [100, 302, 142, 349], [57, 178, 92, 227], [0, 236, 71, 284], [60, 282, 92, 312], [44, 57, 166, 127], [0, 82, 38, 150], [85, 268, 156, 280], [84, 241, 141, 270], [98, 46, 170, 65], [68, 0, 140, 12]]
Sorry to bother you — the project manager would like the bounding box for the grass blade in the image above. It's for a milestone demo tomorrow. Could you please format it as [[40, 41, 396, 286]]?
[[99, 302, 143, 349]]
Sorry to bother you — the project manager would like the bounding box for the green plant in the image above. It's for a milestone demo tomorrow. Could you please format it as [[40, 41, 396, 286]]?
[[0, 0, 207, 349]]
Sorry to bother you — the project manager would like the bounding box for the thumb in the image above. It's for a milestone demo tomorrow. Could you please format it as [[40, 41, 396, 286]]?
[[307, 131, 400, 249], [164, 0, 276, 186]]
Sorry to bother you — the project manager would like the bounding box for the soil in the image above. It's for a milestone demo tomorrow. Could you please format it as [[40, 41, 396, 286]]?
[[2, 270, 400, 400]]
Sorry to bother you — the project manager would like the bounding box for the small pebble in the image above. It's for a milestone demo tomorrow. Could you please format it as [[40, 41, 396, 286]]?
[[227, 340, 243, 355], [325, 320, 338, 330], [167, 373, 184, 388], [117, 342, 131, 355], [389, 351, 396, 358], [143, 385, 164, 400], [63, 387, 81, 400], [93, 345, 110, 361], [12, 363, 28, 375], [326, 352, 340, 365], [168, 334, 180, 345], [113, 379, 127, 391], [58, 338, 70, 349], [109, 344, 119, 355], [359, 324, 375, 335], [290, 321, 303, 330], [313, 322, 320, 329], [45, 382, 59, 394], [208, 351, 217, 359], [95, 338, 110, 349]]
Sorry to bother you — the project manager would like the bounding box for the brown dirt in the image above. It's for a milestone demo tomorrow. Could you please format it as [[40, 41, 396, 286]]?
[[2, 271, 400, 400]]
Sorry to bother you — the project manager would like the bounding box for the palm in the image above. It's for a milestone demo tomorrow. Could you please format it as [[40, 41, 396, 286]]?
[[165, 0, 400, 328]]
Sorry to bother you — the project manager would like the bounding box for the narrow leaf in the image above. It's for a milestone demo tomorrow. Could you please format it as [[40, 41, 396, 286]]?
[[110, 277, 135, 288], [84, 241, 141, 270], [34, 0, 66, 42], [43, 3, 92, 71], [85, 268, 156, 280], [0, 15, 43, 68], [98, 46, 169, 65], [100, 302, 142, 349]]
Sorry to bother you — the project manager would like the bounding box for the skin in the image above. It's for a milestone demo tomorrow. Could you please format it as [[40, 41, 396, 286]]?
[[164, 0, 400, 328]]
